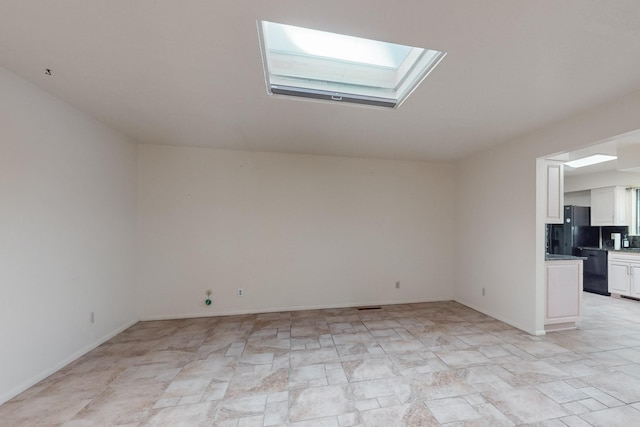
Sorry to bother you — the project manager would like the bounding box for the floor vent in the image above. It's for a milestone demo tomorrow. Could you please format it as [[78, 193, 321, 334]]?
[[357, 306, 382, 310]]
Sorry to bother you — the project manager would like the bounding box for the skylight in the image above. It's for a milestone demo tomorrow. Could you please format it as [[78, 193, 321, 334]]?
[[564, 154, 617, 169], [257, 21, 446, 108]]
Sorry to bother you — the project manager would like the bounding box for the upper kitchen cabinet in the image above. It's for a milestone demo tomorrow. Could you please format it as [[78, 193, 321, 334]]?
[[545, 161, 564, 224], [590, 186, 630, 226]]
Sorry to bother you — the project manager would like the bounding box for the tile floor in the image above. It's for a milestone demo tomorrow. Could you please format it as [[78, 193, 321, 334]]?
[[2, 293, 640, 426]]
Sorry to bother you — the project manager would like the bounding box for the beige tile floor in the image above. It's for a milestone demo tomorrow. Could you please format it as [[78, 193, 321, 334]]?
[[2, 293, 640, 426]]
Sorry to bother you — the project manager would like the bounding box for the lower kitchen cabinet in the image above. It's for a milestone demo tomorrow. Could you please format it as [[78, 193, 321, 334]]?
[[608, 252, 640, 297], [545, 259, 582, 331]]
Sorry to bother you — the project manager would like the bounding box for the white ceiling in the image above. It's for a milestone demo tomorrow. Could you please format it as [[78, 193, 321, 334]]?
[[2, 1, 640, 161]]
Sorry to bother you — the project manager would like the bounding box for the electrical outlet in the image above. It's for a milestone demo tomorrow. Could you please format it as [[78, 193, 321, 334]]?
[[482, 288, 486, 296], [395, 281, 400, 289], [90, 311, 95, 323], [237, 288, 244, 297]]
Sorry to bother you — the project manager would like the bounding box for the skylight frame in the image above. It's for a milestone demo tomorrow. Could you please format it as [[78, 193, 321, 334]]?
[[257, 20, 446, 109]]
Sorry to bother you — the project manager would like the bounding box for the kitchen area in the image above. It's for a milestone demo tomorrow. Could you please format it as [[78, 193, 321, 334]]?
[[543, 129, 640, 332], [547, 204, 629, 297]]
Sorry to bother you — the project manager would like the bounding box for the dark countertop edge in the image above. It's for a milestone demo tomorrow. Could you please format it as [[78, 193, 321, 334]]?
[[578, 246, 640, 253], [545, 254, 587, 261]]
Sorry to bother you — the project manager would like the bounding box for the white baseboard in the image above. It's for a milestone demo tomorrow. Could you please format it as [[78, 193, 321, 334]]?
[[0, 319, 138, 405], [453, 297, 543, 336], [138, 297, 455, 321]]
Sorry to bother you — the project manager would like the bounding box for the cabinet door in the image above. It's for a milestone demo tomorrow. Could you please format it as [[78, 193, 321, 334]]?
[[613, 186, 629, 225], [545, 161, 564, 224], [631, 263, 640, 298], [591, 186, 629, 226], [609, 261, 631, 295], [546, 262, 581, 323], [591, 187, 615, 225]]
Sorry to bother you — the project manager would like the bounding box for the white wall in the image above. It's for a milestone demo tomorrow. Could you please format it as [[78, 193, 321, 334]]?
[[0, 67, 138, 404], [564, 191, 591, 207], [565, 170, 640, 193], [137, 145, 455, 319], [455, 91, 640, 335], [455, 141, 540, 332]]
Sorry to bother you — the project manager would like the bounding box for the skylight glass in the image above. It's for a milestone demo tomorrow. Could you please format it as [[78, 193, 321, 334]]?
[[258, 21, 446, 108], [564, 154, 617, 168]]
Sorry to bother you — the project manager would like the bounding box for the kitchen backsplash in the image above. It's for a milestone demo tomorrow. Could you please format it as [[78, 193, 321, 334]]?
[[628, 235, 640, 248], [601, 226, 630, 248]]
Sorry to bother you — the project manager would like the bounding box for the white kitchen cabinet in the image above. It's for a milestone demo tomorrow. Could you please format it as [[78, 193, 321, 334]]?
[[632, 264, 640, 299], [545, 259, 582, 331], [608, 252, 640, 297], [545, 161, 564, 224], [591, 186, 629, 226], [609, 260, 631, 295]]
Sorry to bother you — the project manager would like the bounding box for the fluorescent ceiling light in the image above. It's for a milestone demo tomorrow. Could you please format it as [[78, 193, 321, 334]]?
[[257, 21, 446, 108], [564, 154, 617, 168]]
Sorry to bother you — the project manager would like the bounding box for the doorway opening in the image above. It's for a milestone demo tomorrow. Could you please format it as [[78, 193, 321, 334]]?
[[538, 129, 640, 333]]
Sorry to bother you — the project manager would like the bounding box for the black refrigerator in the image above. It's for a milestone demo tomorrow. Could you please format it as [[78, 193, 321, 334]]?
[[546, 206, 609, 295], [546, 206, 600, 256]]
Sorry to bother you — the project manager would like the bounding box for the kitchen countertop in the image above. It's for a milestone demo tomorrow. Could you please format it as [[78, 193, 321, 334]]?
[[545, 254, 587, 261], [608, 248, 640, 253], [579, 246, 640, 253]]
